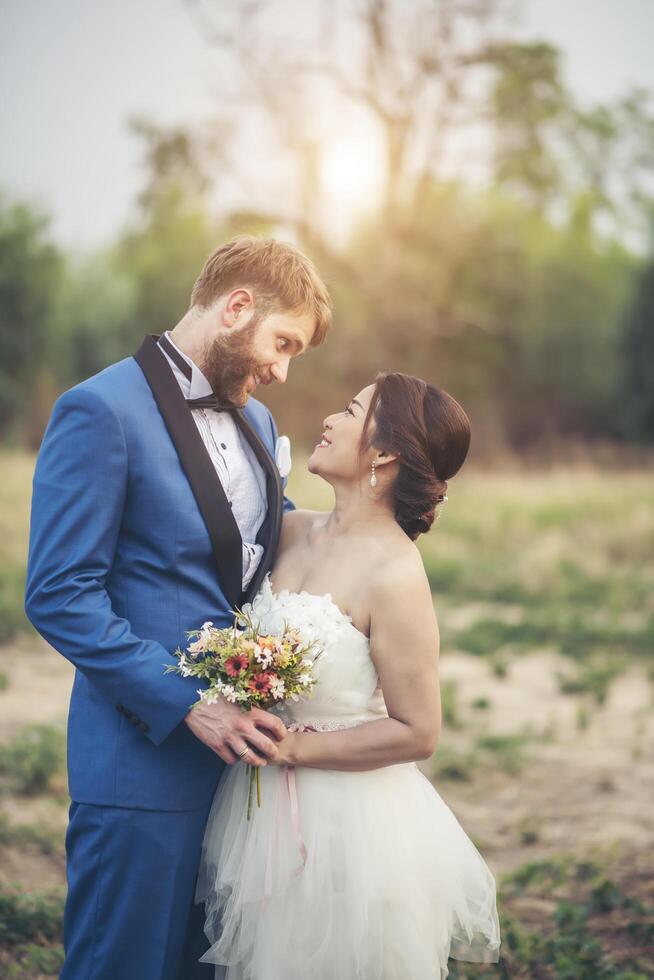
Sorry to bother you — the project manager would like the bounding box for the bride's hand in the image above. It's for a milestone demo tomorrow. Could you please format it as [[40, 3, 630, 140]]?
[[268, 722, 318, 765], [267, 729, 299, 766]]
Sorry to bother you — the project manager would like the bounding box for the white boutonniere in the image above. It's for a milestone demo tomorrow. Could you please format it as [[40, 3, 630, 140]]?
[[274, 435, 292, 478]]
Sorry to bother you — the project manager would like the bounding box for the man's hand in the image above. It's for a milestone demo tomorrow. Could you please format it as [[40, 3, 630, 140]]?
[[184, 698, 287, 766]]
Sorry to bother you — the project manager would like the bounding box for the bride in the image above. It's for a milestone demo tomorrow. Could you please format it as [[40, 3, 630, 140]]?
[[195, 372, 501, 979]]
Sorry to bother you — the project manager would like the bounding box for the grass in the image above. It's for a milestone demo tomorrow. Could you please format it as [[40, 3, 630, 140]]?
[[0, 887, 64, 978], [0, 812, 63, 856], [0, 724, 66, 795], [440, 680, 461, 728], [475, 734, 531, 775], [557, 656, 628, 704], [0, 888, 64, 946], [417, 469, 654, 662], [500, 858, 654, 980], [432, 732, 533, 782], [2, 855, 651, 980], [0, 450, 33, 643], [448, 854, 654, 979]]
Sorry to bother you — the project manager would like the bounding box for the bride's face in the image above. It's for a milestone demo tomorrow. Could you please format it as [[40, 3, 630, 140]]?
[[307, 384, 377, 480]]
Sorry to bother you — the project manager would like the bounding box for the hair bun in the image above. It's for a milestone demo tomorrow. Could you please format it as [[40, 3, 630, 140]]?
[[366, 373, 470, 540]]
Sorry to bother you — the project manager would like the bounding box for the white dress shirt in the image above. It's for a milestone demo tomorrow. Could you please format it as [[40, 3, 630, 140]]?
[[159, 333, 267, 590]]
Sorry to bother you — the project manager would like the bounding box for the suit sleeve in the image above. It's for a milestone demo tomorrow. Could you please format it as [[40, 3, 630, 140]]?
[[268, 410, 296, 514], [25, 386, 203, 746]]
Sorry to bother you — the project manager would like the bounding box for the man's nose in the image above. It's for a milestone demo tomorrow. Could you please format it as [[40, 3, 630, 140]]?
[[270, 360, 289, 384]]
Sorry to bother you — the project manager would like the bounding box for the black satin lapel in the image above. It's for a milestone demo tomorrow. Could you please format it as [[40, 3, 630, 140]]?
[[134, 335, 243, 609], [233, 409, 283, 604]]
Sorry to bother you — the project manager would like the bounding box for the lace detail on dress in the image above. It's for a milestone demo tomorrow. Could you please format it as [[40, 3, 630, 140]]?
[[287, 719, 359, 733]]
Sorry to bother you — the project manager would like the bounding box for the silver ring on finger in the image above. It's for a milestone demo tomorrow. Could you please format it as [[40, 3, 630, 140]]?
[[236, 745, 249, 761]]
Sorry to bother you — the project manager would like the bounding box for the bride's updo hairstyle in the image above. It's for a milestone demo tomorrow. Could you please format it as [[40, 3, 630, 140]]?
[[361, 373, 471, 540]]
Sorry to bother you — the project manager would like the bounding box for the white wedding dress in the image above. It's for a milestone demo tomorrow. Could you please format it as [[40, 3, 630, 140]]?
[[196, 575, 500, 979]]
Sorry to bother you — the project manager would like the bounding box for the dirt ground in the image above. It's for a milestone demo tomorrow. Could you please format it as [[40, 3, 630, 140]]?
[[2, 633, 652, 900]]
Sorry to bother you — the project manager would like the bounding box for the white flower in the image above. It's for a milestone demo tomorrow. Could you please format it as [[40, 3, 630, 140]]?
[[188, 620, 214, 655], [178, 654, 192, 677], [270, 677, 286, 699], [300, 658, 313, 668], [219, 682, 238, 703], [199, 688, 219, 705], [254, 644, 273, 668], [275, 435, 292, 478], [299, 673, 312, 686]]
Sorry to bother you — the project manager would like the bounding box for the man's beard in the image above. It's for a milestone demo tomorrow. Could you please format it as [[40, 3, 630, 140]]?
[[201, 315, 263, 406]]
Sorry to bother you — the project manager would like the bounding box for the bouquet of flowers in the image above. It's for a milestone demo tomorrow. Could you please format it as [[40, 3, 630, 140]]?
[[166, 608, 323, 818]]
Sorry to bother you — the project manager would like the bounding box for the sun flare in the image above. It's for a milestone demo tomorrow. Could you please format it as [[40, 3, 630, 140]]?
[[319, 128, 385, 234]]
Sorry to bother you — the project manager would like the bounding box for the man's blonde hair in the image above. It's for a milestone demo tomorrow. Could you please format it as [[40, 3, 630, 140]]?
[[190, 236, 333, 346]]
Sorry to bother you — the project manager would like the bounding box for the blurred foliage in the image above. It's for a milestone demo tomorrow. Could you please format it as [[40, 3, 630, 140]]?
[[0, 180, 648, 452], [0, 196, 63, 443], [0, 886, 64, 978], [0, 812, 61, 855], [620, 259, 654, 442], [0, 2, 651, 450], [0, 887, 64, 946], [0, 724, 65, 795], [0, 450, 34, 642]]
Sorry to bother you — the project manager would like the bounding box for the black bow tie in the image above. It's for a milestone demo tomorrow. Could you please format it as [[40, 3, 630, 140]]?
[[159, 333, 234, 413], [186, 394, 235, 412]]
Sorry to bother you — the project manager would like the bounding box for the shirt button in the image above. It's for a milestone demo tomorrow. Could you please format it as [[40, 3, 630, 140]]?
[[221, 443, 227, 449]]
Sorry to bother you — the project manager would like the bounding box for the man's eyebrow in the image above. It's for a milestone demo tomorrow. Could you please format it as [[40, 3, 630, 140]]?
[[285, 331, 308, 354]]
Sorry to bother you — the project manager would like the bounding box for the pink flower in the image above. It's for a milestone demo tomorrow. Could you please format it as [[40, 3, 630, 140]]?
[[248, 672, 273, 695], [225, 654, 249, 677]]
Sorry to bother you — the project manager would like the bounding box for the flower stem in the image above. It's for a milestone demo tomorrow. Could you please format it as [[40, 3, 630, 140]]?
[[247, 765, 254, 820], [256, 767, 261, 808]]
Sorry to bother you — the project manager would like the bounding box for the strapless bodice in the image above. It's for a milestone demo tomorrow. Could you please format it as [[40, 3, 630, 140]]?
[[240, 574, 388, 730]]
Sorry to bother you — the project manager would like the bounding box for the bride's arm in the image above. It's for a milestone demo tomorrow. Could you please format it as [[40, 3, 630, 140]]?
[[273, 554, 442, 772]]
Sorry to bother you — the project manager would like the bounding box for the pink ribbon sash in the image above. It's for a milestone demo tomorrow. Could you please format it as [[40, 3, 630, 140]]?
[[262, 724, 313, 910]]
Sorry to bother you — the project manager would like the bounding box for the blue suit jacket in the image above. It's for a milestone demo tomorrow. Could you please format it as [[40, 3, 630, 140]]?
[[25, 336, 293, 812]]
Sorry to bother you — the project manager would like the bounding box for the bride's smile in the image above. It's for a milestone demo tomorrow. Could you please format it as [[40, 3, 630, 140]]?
[[307, 383, 391, 486]]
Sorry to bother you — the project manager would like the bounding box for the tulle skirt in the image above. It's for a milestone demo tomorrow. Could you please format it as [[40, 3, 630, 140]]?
[[196, 761, 500, 979]]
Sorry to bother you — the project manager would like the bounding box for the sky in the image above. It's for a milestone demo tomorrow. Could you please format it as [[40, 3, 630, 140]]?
[[1, 0, 653, 250]]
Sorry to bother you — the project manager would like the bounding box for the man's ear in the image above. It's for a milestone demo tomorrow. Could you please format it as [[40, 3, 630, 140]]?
[[224, 288, 254, 328]]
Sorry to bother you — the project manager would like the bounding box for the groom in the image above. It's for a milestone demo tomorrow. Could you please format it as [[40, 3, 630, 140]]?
[[25, 236, 332, 979]]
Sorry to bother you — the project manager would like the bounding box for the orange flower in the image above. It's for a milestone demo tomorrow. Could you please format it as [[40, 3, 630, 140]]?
[[225, 654, 249, 677], [248, 672, 273, 695]]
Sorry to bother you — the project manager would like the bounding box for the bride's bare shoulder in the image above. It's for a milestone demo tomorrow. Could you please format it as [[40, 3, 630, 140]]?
[[369, 534, 432, 608]]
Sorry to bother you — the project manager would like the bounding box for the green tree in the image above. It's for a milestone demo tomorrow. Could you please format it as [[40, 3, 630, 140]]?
[[0, 195, 63, 440], [620, 259, 654, 442]]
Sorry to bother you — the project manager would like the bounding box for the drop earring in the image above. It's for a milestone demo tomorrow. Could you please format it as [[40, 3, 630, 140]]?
[[370, 461, 377, 488]]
